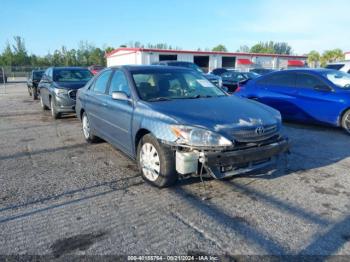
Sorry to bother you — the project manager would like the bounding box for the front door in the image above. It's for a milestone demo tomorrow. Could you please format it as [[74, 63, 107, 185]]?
[[104, 69, 134, 155]]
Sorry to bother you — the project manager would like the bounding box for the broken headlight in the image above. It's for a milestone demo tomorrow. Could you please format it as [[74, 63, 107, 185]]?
[[171, 125, 233, 148]]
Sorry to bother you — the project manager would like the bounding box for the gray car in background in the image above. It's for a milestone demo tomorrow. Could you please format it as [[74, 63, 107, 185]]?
[[39, 67, 93, 119]]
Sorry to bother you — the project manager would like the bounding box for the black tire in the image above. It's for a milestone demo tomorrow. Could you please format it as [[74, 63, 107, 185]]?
[[341, 109, 350, 134], [81, 112, 99, 143], [32, 87, 38, 100], [50, 97, 60, 119], [137, 134, 178, 187], [40, 95, 49, 110]]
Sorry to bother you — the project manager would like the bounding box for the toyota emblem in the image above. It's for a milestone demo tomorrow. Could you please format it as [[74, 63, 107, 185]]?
[[255, 126, 265, 135]]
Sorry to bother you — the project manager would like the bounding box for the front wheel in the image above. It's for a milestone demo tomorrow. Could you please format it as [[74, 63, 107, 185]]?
[[341, 109, 350, 134], [50, 98, 60, 119], [137, 134, 178, 187], [40, 95, 49, 110]]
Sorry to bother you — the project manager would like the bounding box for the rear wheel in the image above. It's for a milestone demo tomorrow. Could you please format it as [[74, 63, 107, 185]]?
[[82, 112, 99, 143], [50, 98, 60, 119], [137, 134, 178, 187], [341, 109, 350, 134]]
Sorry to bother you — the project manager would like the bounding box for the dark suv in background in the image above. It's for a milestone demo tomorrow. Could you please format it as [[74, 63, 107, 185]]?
[[0, 68, 7, 83], [27, 70, 45, 99], [152, 61, 223, 88], [39, 67, 93, 119]]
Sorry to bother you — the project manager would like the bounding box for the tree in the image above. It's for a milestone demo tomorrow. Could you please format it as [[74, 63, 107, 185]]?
[[1, 42, 14, 66], [250, 41, 292, 55], [237, 45, 250, 53], [212, 44, 227, 52], [320, 49, 345, 66], [307, 50, 320, 68], [11, 36, 30, 65]]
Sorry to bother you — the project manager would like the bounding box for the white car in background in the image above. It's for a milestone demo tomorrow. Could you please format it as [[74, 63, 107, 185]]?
[[326, 61, 350, 73]]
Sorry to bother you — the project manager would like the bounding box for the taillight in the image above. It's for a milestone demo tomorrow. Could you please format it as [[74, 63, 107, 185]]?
[[235, 85, 241, 92]]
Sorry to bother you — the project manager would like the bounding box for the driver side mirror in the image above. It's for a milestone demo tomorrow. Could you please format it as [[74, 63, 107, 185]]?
[[314, 85, 331, 92], [112, 91, 130, 101]]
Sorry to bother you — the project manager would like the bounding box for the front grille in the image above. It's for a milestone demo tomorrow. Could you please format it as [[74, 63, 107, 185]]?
[[232, 124, 278, 142], [68, 90, 77, 100]]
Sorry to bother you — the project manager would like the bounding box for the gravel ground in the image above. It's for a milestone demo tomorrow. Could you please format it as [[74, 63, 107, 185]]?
[[0, 83, 350, 258]]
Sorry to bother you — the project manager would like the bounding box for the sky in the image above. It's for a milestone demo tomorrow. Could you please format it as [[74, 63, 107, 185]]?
[[1, 0, 349, 56]]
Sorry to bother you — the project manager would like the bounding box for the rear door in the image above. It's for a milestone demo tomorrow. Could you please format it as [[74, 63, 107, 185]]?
[[292, 73, 340, 124], [84, 69, 113, 138], [103, 69, 134, 155], [254, 71, 297, 118]]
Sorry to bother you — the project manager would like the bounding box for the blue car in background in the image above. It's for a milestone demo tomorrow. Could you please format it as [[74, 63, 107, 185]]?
[[76, 66, 288, 187], [236, 69, 350, 134]]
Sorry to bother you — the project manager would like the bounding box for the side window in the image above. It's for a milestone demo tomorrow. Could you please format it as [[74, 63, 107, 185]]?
[[258, 73, 295, 87], [93, 70, 112, 94], [109, 70, 131, 96], [296, 74, 325, 89], [42, 68, 50, 81]]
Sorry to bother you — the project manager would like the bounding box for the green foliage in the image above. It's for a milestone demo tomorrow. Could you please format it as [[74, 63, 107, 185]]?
[[320, 49, 344, 66], [212, 44, 228, 52], [307, 49, 344, 67], [0, 36, 113, 67], [307, 50, 320, 67], [237, 45, 250, 53], [250, 41, 292, 55]]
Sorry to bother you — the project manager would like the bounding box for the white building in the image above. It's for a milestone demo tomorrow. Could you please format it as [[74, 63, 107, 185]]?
[[106, 47, 307, 72], [345, 51, 350, 60]]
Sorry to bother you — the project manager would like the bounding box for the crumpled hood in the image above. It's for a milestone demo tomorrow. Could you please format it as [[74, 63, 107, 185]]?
[[147, 95, 280, 139], [54, 81, 88, 90]]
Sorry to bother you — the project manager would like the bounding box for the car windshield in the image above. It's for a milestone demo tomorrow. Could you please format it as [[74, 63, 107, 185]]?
[[53, 69, 93, 82], [33, 71, 44, 80], [325, 64, 344, 70], [323, 70, 350, 89], [243, 72, 261, 79], [132, 70, 226, 101], [168, 62, 204, 73]]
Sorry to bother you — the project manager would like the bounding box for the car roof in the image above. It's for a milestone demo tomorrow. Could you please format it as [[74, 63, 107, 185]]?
[[111, 65, 194, 72], [327, 61, 350, 65], [52, 66, 88, 70], [274, 68, 335, 74]]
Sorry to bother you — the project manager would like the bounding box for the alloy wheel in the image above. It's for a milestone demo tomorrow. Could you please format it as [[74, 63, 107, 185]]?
[[140, 143, 160, 181], [344, 112, 350, 133], [82, 114, 90, 139]]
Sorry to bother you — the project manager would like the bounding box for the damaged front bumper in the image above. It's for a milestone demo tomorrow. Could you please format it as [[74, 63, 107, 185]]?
[[172, 136, 290, 179]]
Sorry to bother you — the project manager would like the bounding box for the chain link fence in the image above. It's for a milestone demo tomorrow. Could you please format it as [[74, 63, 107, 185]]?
[[0, 66, 48, 84]]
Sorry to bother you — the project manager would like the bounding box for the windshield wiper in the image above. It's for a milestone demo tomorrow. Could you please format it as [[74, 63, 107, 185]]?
[[183, 95, 213, 99], [147, 97, 172, 102]]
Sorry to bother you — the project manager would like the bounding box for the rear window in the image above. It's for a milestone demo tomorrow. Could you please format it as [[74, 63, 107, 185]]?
[[33, 71, 44, 80], [325, 64, 344, 70]]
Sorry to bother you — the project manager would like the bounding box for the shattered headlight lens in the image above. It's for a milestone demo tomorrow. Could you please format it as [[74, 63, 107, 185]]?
[[171, 125, 233, 148], [54, 88, 68, 98]]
